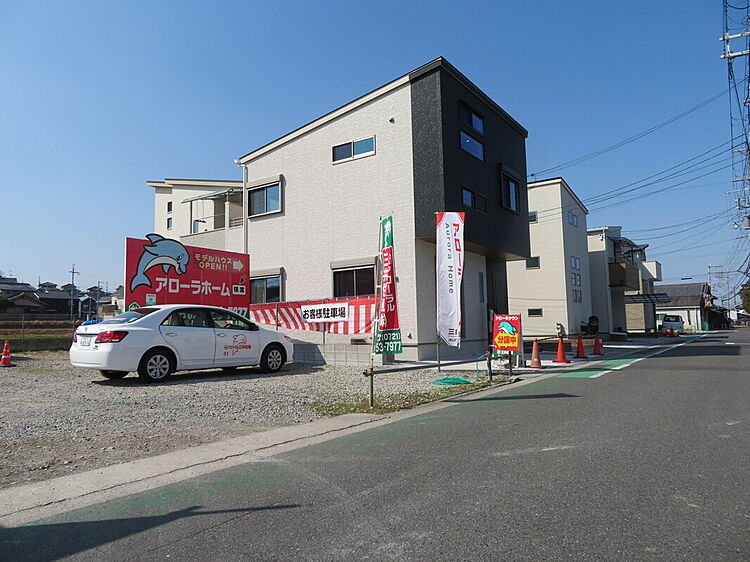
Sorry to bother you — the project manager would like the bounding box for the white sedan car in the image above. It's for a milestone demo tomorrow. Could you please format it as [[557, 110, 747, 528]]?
[[70, 304, 294, 383]]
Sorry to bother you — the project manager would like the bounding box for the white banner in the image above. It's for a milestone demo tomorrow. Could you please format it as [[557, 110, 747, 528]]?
[[301, 303, 349, 323], [436, 212, 465, 347]]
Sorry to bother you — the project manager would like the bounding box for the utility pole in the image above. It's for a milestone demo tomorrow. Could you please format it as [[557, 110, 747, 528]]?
[[69, 264, 79, 321], [708, 265, 730, 307]]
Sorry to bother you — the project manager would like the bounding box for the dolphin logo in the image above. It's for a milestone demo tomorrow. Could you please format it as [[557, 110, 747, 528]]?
[[129, 233, 190, 292], [497, 321, 517, 335]]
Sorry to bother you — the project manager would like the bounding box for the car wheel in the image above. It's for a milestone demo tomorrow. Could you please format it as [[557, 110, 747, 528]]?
[[260, 344, 285, 373], [100, 370, 128, 379], [138, 348, 174, 383]]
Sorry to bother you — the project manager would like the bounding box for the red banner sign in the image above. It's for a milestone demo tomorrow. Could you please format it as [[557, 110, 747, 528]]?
[[124, 234, 250, 313], [492, 314, 522, 352]]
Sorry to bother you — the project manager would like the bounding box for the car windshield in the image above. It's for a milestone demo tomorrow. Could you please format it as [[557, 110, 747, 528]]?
[[664, 315, 682, 322], [105, 308, 158, 324]]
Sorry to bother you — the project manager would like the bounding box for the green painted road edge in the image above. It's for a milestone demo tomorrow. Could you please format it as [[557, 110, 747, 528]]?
[[554, 334, 708, 379]]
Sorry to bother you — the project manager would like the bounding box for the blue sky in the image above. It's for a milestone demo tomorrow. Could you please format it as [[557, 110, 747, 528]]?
[[1, 1, 746, 301]]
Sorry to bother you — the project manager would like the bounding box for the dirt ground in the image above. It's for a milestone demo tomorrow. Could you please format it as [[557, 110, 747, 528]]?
[[0, 350, 446, 488]]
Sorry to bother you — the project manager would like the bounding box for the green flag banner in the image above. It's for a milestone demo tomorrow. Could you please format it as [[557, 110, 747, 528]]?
[[374, 216, 402, 354]]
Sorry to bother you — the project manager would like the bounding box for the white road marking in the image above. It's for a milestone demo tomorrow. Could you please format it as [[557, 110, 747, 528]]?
[[587, 334, 708, 379], [493, 445, 575, 456]]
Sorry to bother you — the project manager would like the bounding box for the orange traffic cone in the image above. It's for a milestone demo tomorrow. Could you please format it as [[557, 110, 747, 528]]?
[[592, 335, 604, 355], [552, 335, 570, 363], [575, 334, 588, 359], [0, 341, 13, 367], [530, 338, 544, 369]]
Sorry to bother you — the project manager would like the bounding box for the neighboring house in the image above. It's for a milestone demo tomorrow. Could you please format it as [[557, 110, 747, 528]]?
[[655, 282, 723, 331], [0, 278, 46, 313], [587, 227, 659, 335], [99, 286, 125, 319], [78, 295, 99, 318], [622, 241, 663, 334], [506, 177, 591, 336], [148, 57, 531, 360], [38, 289, 78, 316]]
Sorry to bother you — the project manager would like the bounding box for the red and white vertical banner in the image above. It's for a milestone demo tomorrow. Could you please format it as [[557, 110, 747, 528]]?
[[436, 212, 465, 347]]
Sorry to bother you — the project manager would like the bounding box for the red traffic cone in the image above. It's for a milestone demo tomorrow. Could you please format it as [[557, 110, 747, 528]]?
[[530, 338, 544, 369], [592, 335, 604, 355], [0, 341, 13, 367], [575, 334, 588, 359], [552, 335, 570, 363]]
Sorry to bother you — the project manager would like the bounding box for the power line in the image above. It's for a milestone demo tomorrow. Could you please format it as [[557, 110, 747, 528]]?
[[529, 87, 731, 177]]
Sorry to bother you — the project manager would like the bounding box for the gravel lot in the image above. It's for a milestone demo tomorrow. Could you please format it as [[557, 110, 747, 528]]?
[[0, 351, 458, 488]]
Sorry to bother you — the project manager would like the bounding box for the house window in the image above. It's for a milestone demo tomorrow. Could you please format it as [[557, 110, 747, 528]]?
[[167, 201, 172, 213], [249, 183, 281, 217], [528, 308, 543, 317], [573, 289, 582, 303], [166, 217, 173, 230], [501, 175, 520, 212], [461, 187, 487, 212], [250, 276, 281, 304], [192, 219, 204, 233], [567, 210, 579, 227], [459, 103, 484, 134], [460, 131, 484, 161], [333, 266, 375, 298], [570, 256, 581, 270], [332, 136, 375, 162], [529, 211, 538, 223], [526, 256, 540, 269], [570, 272, 582, 286]]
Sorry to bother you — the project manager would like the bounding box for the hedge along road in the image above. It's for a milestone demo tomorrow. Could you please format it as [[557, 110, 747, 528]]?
[[2, 329, 747, 560]]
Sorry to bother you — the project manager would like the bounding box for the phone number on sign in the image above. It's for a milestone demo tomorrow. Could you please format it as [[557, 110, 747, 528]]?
[[375, 341, 402, 353]]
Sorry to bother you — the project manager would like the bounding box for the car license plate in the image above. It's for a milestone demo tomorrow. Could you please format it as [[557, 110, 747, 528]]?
[[79, 336, 92, 347]]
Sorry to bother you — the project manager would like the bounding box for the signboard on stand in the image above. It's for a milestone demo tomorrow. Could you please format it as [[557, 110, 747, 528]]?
[[124, 234, 250, 315], [492, 314, 522, 354]]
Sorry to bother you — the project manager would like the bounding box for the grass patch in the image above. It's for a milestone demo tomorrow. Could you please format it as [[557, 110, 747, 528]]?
[[0, 333, 72, 340], [311, 377, 508, 416]]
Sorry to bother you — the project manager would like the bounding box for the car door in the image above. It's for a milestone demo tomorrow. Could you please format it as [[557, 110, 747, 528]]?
[[159, 308, 215, 367], [207, 309, 260, 367]]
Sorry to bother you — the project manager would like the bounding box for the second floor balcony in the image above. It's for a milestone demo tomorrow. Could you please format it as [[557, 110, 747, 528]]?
[[609, 261, 640, 290]]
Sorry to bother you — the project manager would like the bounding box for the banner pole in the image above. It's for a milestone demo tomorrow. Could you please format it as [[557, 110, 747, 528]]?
[[368, 216, 384, 407], [436, 333, 441, 372]]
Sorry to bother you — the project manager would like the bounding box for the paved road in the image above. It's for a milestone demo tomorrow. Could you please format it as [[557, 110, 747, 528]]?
[[3, 329, 748, 560]]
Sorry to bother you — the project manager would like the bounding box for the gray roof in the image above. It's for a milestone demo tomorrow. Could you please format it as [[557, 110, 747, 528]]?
[[0, 282, 37, 292], [38, 291, 76, 300], [654, 282, 710, 309]]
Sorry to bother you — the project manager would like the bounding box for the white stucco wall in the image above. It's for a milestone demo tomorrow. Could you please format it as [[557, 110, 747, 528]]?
[[236, 83, 421, 356], [587, 229, 615, 333], [560, 187, 592, 334], [507, 179, 590, 337]]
